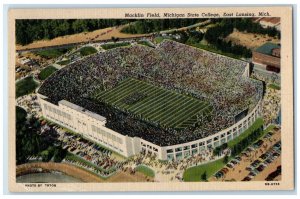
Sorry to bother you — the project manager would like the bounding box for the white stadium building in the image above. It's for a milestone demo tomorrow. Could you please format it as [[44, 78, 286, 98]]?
[[38, 40, 263, 161]]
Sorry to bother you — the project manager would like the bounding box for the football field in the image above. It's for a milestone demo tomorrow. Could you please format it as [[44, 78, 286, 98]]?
[[93, 78, 213, 130]]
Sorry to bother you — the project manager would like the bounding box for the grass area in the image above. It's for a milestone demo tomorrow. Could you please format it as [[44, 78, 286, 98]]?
[[154, 36, 173, 44], [93, 78, 212, 130], [227, 118, 264, 148], [268, 83, 281, 90], [137, 40, 154, 48], [79, 46, 97, 56], [135, 165, 155, 178], [16, 76, 39, 98], [35, 47, 72, 59], [183, 158, 225, 182], [101, 42, 131, 50], [56, 59, 71, 65], [38, 65, 58, 80]]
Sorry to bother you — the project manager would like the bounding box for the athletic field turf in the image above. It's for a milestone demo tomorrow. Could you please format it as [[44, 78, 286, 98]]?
[[93, 78, 212, 130]]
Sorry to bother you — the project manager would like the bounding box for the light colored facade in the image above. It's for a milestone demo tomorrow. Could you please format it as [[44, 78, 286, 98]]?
[[161, 101, 262, 160], [254, 17, 281, 31], [38, 92, 262, 161]]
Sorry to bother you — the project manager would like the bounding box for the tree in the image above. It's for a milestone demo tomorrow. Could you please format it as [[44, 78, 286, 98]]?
[[223, 155, 229, 164], [15, 19, 134, 45], [16, 107, 42, 164], [201, 171, 207, 181], [53, 148, 67, 162]]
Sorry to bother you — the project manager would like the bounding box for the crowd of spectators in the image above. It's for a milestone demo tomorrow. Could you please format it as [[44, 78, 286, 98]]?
[[38, 40, 263, 146], [261, 87, 281, 125], [251, 70, 281, 125], [57, 130, 122, 177]]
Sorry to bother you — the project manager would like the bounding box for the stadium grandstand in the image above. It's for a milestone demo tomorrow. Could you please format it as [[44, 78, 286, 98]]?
[[38, 40, 263, 160]]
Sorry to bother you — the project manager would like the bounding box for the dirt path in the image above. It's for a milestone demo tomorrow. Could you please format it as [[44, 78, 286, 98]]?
[[225, 30, 280, 50], [108, 171, 153, 182], [16, 162, 151, 183], [16, 25, 149, 51]]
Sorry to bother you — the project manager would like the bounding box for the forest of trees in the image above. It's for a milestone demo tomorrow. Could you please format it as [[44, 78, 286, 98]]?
[[16, 19, 135, 45], [205, 20, 252, 58], [230, 124, 264, 157], [16, 106, 67, 164], [209, 18, 280, 38], [16, 106, 41, 164], [120, 19, 207, 34], [16, 18, 280, 59]]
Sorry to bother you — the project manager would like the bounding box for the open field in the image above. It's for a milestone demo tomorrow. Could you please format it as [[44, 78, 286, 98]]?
[[56, 59, 71, 65], [154, 36, 173, 44], [16, 76, 39, 98], [93, 78, 212, 130], [137, 40, 154, 48], [135, 165, 155, 178], [78, 46, 98, 56], [183, 158, 225, 182], [39, 65, 58, 80], [268, 83, 281, 90], [34, 47, 72, 58], [16, 25, 148, 51], [101, 42, 131, 50], [225, 30, 280, 50]]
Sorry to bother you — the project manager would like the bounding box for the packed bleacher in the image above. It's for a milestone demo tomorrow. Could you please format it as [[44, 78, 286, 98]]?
[[38, 40, 263, 146]]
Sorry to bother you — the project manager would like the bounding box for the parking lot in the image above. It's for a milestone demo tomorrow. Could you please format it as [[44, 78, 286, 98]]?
[[211, 126, 281, 181]]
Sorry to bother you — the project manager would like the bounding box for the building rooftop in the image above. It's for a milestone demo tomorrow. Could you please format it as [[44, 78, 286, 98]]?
[[257, 17, 280, 25], [59, 100, 106, 122], [255, 42, 280, 56]]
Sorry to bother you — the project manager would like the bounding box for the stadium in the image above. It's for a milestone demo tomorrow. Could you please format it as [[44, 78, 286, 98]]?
[[37, 40, 263, 161]]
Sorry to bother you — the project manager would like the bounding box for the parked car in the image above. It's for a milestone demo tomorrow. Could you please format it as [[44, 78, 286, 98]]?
[[246, 166, 254, 171], [249, 171, 257, 177], [235, 156, 242, 161], [257, 165, 266, 172], [253, 140, 264, 148], [273, 152, 280, 157], [259, 153, 269, 160], [251, 160, 261, 167], [226, 163, 234, 168], [231, 160, 239, 165], [265, 158, 273, 164], [214, 171, 224, 179], [242, 176, 252, 181], [241, 152, 250, 157]]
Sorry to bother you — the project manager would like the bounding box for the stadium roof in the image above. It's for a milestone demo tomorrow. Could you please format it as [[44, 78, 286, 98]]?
[[59, 100, 106, 122], [255, 42, 280, 56]]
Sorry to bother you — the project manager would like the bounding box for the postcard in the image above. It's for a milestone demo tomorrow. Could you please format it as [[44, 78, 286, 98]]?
[[8, 6, 294, 192]]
